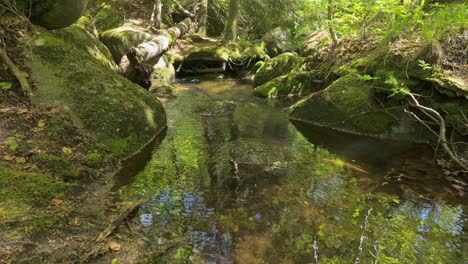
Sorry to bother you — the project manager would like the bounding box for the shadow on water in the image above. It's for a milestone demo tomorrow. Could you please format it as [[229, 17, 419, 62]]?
[[116, 79, 467, 263]]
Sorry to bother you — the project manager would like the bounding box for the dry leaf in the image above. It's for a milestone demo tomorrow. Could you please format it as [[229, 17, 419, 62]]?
[[62, 147, 72, 155], [107, 241, 121, 252], [50, 199, 63, 207], [3, 155, 15, 161], [37, 120, 46, 128], [15, 157, 26, 164]]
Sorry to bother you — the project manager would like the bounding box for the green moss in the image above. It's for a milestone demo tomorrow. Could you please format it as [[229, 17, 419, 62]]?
[[254, 71, 322, 98], [92, 4, 124, 32], [254, 52, 302, 86], [32, 154, 81, 180], [29, 25, 166, 158], [103, 138, 131, 158], [290, 74, 421, 138], [0, 162, 67, 210], [85, 153, 104, 168], [100, 26, 153, 63]]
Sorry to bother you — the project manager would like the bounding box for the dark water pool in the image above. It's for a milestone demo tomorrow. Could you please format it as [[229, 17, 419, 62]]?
[[117, 79, 467, 263]]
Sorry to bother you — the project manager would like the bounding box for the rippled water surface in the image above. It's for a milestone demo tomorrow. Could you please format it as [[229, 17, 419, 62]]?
[[117, 79, 467, 263]]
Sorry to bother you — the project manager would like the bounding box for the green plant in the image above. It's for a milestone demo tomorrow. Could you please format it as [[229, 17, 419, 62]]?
[[357, 74, 381, 81], [0, 82, 12, 90]]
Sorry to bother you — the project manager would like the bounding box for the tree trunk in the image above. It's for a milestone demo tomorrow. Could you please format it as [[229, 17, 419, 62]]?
[[224, 0, 240, 42], [197, 0, 208, 35], [327, 0, 338, 47], [118, 18, 195, 87], [150, 0, 162, 29]]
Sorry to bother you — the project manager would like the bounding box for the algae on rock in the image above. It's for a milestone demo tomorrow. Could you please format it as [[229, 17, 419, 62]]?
[[29, 25, 166, 157]]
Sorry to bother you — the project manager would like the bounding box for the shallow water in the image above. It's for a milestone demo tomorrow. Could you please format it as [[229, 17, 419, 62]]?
[[118, 79, 467, 263]]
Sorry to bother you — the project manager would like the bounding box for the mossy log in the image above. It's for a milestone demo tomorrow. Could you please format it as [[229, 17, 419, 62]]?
[[118, 18, 196, 87]]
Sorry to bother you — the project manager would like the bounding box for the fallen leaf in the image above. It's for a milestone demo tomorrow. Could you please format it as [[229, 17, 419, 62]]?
[[37, 120, 46, 128], [107, 241, 121, 252], [50, 199, 63, 207], [15, 157, 26, 164], [3, 155, 15, 161], [62, 147, 72, 155]]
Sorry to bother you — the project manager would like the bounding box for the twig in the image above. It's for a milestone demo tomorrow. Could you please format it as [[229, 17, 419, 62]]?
[[95, 198, 148, 242], [173, 0, 196, 18]]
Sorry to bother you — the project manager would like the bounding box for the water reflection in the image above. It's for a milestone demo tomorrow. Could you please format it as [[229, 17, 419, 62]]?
[[118, 79, 467, 263]]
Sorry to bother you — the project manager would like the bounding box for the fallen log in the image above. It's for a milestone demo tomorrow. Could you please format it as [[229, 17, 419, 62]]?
[[118, 18, 196, 87]]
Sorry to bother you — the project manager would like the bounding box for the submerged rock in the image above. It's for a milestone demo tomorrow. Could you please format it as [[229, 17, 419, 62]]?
[[289, 74, 426, 140], [29, 25, 166, 157], [254, 52, 302, 86]]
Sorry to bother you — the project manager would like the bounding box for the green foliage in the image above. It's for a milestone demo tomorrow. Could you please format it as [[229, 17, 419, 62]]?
[[85, 153, 103, 168], [0, 82, 12, 90], [357, 74, 380, 81], [384, 75, 409, 99]]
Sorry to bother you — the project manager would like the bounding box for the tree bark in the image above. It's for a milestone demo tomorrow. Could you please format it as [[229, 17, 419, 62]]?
[[150, 0, 162, 29], [197, 0, 208, 35], [118, 18, 195, 87], [224, 0, 240, 42], [327, 0, 338, 47]]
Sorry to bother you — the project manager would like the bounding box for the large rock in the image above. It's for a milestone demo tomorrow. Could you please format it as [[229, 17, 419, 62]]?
[[289, 74, 426, 140], [254, 52, 302, 86], [301, 30, 331, 56], [262, 27, 293, 57], [28, 0, 88, 30], [254, 71, 322, 98], [29, 25, 166, 157], [100, 26, 153, 63]]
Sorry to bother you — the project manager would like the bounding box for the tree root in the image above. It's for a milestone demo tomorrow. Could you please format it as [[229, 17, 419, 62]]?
[[407, 93, 467, 171], [0, 46, 32, 98]]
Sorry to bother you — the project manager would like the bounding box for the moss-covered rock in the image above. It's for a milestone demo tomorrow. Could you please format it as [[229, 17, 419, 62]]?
[[100, 25, 153, 63], [254, 71, 322, 98], [29, 25, 166, 157], [289, 74, 426, 140], [151, 55, 176, 83], [301, 30, 331, 56], [27, 0, 88, 30], [262, 27, 293, 57], [254, 52, 302, 86], [89, 2, 125, 32]]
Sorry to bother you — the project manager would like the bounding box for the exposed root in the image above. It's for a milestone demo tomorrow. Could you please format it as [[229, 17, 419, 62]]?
[[407, 93, 468, 171], [0, 45, 32, 98]]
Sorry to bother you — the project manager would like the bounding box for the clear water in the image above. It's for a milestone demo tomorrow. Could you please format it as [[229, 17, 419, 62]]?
[[117, 79, 467, 263]]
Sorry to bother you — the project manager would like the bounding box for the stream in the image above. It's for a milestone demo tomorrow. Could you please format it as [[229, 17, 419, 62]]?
[[116, 79, 467, 263]]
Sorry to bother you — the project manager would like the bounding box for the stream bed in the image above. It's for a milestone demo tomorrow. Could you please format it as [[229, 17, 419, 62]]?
[[117, 79, 467, 263]]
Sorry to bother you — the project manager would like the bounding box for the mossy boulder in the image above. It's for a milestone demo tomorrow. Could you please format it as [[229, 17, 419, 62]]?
[[151, 55, 176, 83], [100, 25, 153, 63], [262, 27, 293, 56], [301, 30, 331, 56], [29, 25, 166, 157], [88, 2, 125, 32], [254, 71, 322, 98], [254, 52, 302, 86], [27, 0, 88, 30], [289, 74, 426, 140]]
